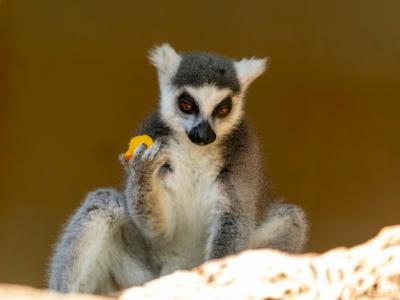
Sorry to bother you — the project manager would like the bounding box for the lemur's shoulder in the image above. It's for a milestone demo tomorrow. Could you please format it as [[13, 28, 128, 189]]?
[[220, 118, 274, 215], [220, 118, 260, 168], [135, 109, 171, 140]]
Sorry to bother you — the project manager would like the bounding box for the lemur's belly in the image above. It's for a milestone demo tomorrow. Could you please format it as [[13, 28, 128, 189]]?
[[157, 139, 222, 275]]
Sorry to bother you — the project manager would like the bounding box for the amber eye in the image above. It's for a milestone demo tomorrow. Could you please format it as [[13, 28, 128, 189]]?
[[213, 97, 232, 118], [216, 106, 230, 117], [179, 101, 193, 113], [178, 93, 198, 114]]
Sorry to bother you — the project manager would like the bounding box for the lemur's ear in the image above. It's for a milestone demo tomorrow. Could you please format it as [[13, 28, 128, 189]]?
[[234, 57, 268, 89], [149, 43, 181, 78]]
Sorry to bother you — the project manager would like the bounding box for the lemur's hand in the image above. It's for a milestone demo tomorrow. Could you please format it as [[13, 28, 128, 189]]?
[[120, 138, 168, 180]]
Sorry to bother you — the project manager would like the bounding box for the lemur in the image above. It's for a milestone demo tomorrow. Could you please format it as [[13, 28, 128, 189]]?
[[48, 44, 308, 295]]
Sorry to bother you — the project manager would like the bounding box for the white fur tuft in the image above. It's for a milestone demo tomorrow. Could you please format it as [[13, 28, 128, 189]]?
[[149, 43, 181, 78], [234, 57, 268, 89]]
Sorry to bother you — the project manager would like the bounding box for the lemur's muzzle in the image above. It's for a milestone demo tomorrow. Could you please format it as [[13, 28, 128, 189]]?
[[188, 121, 216, 145]]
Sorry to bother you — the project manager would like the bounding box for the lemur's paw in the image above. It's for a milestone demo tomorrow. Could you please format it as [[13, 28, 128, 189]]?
[[140, 138, 163, 161], [121, 138, 168, 178]]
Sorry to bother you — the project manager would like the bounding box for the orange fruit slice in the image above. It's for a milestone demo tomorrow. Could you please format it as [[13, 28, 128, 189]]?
[[123, 135, 154, 161]]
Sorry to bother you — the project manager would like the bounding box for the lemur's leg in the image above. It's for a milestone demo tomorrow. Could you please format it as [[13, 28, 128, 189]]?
[[48, 189, 154, 294], [120, 139, 172, 242], [249, 200, 308, 253], [206, 171, 253, 260]]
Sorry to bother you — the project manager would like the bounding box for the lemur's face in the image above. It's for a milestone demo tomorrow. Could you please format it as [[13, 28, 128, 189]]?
[[174, 85, 234, 145], [150, 44, 267, 146]]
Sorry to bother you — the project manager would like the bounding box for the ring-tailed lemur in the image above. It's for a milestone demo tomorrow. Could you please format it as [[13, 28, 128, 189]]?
[[48, 44, 308, 295]]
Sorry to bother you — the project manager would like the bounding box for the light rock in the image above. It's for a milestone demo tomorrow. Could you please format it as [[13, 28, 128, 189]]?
[[1, 225, 400, 299], [121, 225, 400, 300]]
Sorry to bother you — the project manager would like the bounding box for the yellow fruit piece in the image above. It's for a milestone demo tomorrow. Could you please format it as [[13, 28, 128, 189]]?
[[123, 135, 154, 161]]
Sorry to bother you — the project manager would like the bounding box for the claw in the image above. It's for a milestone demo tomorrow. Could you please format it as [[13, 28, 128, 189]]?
[[119, 153, 128, 166], [133, 143, 148, 160], [142, 139, 162, 161]]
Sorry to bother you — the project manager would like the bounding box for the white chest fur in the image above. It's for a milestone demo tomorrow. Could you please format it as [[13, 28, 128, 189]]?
[[158, 137, 223, 274]]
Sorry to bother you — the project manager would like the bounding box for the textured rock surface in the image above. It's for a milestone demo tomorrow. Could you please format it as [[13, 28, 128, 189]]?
[[121, 225, 400, 300], [1, 225, 400, 299]]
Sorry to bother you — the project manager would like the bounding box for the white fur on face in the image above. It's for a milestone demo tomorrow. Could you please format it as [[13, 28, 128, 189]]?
[[186, 85, 244, 140], [159, 83, 244, 143], [159, 84, 186, 135], [185, 85, 232, 117]]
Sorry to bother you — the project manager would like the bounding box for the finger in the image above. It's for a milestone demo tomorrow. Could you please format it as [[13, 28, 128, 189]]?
[[142, 139, 162, 161], [133, 143, 147, 161], [118, 153, 128, 166]]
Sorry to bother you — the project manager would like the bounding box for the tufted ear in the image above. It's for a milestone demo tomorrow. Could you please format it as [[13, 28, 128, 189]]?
[[234, 57, 268, 90], [149, 43, 181, 79]]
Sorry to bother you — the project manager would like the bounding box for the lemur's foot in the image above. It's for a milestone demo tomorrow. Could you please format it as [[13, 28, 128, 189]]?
[[83, 189, 124, 217]]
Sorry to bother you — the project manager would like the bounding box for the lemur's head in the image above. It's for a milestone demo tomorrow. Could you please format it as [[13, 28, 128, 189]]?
[[150, 44, 267, 146]]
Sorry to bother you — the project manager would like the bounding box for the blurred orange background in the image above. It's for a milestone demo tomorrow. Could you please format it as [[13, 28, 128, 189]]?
[[1, 0, 399, 288]]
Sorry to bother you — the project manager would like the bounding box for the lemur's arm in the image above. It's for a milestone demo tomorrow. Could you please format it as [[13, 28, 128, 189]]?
[[206, 170, 254, 259], [121, 139, 171, 241], [206, 169, 308, 259], [48, 189, 126, 293]]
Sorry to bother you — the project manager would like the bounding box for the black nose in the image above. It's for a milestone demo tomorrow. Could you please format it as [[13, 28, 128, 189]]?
[[188, 121, 216, 145]]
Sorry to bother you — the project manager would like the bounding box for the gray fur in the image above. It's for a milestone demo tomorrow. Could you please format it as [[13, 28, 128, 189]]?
[[260, 201, 308, 253], [48, 45, 308, 295], [207, 171, 252, 259], [48, 189, 156, 294], [173, 52, 240, 92]]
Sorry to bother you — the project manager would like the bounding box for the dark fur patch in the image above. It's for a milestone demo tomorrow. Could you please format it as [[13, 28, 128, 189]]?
[[173, 52, 240, 92], [219, 118, 250, 170], [209, 211, 241, 259], [135, 110, 171, 140]]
